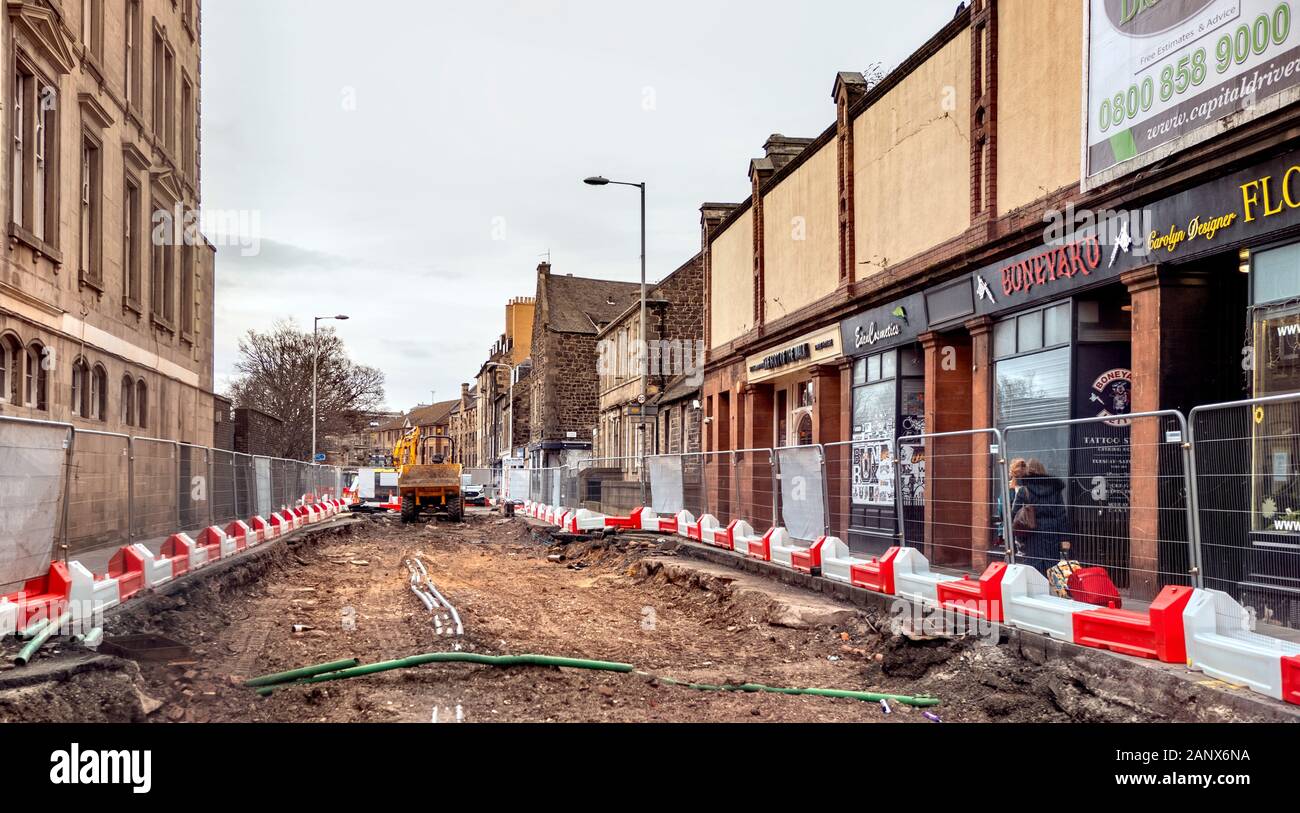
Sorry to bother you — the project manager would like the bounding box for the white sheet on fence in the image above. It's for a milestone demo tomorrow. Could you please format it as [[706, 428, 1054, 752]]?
[[648, 456, 684, 515], [778, 446, 826, 541], [0, 422, 69, 589], [255, 457, 273, 517], [508, 468, 528, 501]]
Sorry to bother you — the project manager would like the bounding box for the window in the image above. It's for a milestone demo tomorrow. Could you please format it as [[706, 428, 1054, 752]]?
[[123, 177, 141, 308], [0, 334, 20, 403], [71, 358, 88, 418], [125, 1, 143, 108], [150, 202, 174, 325], [152, 30, 165, 141], [993, 303, 1071, 360], [121, 375, 134, 425], [136, 379, 148, 429], [164, 46, 175, 151], [180, 244, 194, 336], [90, 364, 107, 421], [11, 63, 59, 246], [25, 343, 47, 410], [80, 135, 101, 286], [181, 77, 194, 176], [81, 0, 102, 58]]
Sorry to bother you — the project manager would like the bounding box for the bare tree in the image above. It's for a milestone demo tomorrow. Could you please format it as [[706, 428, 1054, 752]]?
[[227, 320, 385, 460]]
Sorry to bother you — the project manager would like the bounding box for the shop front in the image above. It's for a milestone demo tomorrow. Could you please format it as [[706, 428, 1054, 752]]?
[[838, 294, 926, 554]]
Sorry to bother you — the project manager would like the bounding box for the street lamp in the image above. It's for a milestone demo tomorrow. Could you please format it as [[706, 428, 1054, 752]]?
[[312, 314, 349, 463], [584, 174, 648, 455]]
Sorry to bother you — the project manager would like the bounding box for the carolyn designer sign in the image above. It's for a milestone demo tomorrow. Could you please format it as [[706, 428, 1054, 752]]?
[[1087, 0, 1300, 182]]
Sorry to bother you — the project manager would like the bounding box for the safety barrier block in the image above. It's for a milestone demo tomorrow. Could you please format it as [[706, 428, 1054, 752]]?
[[1283, 656, 1300, 706], [849, 547, 902, 594], [122, 544, 172, 589], [105, 548, 146, 601], [570, 509, 608, 532], [658, 514, 679, 535], [306, 504, 320, 523], [603, 507, 645, 531], [674, 511, 696, 539], [270, 511, 294, 536], [68, 561, 121, 616], [556, 509, 573, 530], [790, 536, 827, 574], [688, 514, 718, 545], [818, 538, 870, 584], [1072, 585, 1194, 663], [249, 515, 272, 542], [1000, 565, 1092, 642], [226, 520, 252, 551], [767, 529, 801, 568], [935, 562, 1008, 622], [0, 597, 16, 638], [197, 527, 229, 562], [161, 534, 196, 577], [635, 508, 661, 532], [1183, 589, 1300, 700], [5, 562, 73, 628], [293, 506, 310, 526], [891, 547, 961, 606]]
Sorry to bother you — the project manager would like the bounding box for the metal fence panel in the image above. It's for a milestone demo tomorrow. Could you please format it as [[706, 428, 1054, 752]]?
[[177, 443, 210, 535], [1005, 412, 1195, 604], [1192, 395, 1300, 630], [898, 428, 1008, 572], [255, 456, 272, 517], [131, 438, 177, 543], [0, 418, 70, 590], [733, 449, 776, 531], [646, 455, 683, 515], [776, 445, 825, 541], [66, 430, 129, 555]]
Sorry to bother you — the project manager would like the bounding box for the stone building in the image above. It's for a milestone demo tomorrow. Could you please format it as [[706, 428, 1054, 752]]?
[[699, 0, 1300, 618], [594, 252, 704, 461], [527, 261, 639, 468], [449, 382, 478, 468], [0, 0, 217, 444], [233, 406, 282, 457], [474, 296, 533, 471]]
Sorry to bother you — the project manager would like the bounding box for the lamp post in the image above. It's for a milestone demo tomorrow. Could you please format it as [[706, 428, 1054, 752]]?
[[312, 314, 349, 463], [585, 176, 648, 465]]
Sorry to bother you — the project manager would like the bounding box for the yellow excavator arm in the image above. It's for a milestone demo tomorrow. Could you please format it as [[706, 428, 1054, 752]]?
[[391, 426, 421, 475]]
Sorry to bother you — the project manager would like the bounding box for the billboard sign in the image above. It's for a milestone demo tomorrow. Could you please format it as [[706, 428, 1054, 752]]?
[[1086, 0, 1300, 184]]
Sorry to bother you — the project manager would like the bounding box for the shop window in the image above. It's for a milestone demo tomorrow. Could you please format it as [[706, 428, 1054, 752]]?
[[797, 381, 814, 408], [994, 303, 1071, 360], [1254, 242, 1300, 305], [994, 345, 1072, 477]]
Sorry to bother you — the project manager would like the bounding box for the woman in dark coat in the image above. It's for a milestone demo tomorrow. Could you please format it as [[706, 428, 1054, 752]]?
[[1011, 459, 1069, 576]]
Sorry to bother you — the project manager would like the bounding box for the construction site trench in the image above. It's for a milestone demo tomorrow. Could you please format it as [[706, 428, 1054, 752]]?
[[0, 511, 1285, 724]]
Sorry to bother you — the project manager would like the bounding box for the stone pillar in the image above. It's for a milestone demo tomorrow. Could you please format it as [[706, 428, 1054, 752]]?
[[741, 383, 775, 527], [921, 330, 974, 566], [966, 316, 996, 570]]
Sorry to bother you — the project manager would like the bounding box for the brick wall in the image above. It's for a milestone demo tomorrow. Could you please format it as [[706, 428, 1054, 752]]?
[[531, 328, 601, 444], [234, 407, 284, 457], [213, 396, 235, 451]]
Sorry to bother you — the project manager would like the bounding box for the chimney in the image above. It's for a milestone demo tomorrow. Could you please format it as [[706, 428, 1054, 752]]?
[[832, 71, 869, 109], [749, 134, 815, 188]]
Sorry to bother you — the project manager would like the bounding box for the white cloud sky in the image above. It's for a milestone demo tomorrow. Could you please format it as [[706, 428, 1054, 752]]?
[[202, 0, 963, 410]]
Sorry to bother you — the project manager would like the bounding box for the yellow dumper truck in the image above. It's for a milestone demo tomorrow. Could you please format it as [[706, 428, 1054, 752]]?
[[391, 427, 463, 523]]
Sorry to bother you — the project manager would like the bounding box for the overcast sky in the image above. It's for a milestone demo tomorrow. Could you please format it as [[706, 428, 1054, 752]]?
[[202, 0, 963, 411]]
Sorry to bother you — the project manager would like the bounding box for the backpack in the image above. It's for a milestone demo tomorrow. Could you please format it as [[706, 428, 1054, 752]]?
[[1047, 559, 1082, 598], [1066, 567, 1122, 609]]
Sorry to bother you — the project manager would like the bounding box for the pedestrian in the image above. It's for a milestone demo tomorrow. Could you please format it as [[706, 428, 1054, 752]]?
[[1010, 458, 1069, 576]]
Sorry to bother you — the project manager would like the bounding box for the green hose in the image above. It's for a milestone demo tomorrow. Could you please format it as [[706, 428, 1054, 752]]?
[[256, 650, 940, 707], [244, 658, 362, 688], [299, 652, 635, 685], [17, 618, 49, 641], [645, 674, 941, 706], [15, 611, 71, 666]]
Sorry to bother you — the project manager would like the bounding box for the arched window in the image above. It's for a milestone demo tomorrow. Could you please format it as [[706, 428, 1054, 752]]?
[[121, 375, 134, 426], [90, 364, 107, 421], [0, 333, 19, 404], [71, 358, 89, 418], [136, 379, 148, 429], [26, 342, 48, 410]]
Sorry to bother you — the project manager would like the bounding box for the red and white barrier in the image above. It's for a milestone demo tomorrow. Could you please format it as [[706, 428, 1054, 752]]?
[[116, 544, 174, 589], [891, 547, 961, 606], [1182, 589, 1300, 699], [1071, 585, 1194, 663], [226, 520, 253, 551], [0, 597, 17, 638], [935, 562, 1009, 622], [68, 561, 122, 616], [1000, 564, 1092, 642]]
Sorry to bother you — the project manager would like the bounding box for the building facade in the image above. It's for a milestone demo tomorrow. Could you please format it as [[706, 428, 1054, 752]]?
[[702, 0, 1300, 615], [449, 382, 478, 468], [594, 252, 704, 461], [1, 0, 216, 444], [474, 296, 534, 470], [527, 261, 639, 468]]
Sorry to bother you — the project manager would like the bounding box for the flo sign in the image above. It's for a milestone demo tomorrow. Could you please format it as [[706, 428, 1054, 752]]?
[[1086, 0, 1300, 185]]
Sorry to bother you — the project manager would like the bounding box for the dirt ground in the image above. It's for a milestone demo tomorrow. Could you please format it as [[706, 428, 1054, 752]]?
[[0, 511, 1281, 723]]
